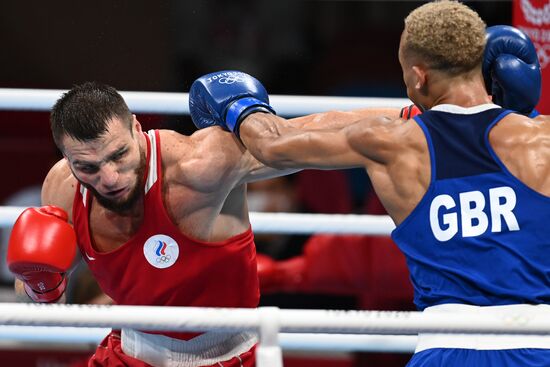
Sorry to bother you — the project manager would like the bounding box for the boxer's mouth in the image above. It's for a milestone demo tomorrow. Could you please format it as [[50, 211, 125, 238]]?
[[106, 187, 127, 197]]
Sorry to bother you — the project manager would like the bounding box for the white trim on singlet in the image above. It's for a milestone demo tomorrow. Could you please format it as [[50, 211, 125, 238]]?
[[145, 130, 158, 194], [415, 304, 550, 352], [79, 185, 88, 207], [431, 103, 501, 114]]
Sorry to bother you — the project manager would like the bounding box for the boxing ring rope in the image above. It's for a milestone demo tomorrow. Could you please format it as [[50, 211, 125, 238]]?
[[0, 325, 417, 353], [4, 303, 550, 335], [0, 206, 395, 234], [3, 303, 550, 359], [0, 88, 411, 115]]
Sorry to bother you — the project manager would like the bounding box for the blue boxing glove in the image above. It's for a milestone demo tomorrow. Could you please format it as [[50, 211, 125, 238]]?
[[189, 70, 276, 136], [483, 25, 541, 116]]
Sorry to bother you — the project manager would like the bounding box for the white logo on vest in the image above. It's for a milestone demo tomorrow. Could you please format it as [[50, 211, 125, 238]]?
[[143, 234, 180, 269]]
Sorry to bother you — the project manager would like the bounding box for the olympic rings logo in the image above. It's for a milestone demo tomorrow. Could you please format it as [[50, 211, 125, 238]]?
[[156, 254, 172, 263], [217, 75, 246, 84]]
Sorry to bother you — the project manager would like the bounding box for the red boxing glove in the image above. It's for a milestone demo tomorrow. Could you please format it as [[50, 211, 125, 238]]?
[[257, 235, 372, 295], [7, 206, 77, 302], [257, 253, 306, 293], [399, 104, 422, 119]]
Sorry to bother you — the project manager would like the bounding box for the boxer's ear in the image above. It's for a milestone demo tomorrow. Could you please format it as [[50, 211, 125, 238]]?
[[132, 115, 142, 135], [412, 65, 427, 91]]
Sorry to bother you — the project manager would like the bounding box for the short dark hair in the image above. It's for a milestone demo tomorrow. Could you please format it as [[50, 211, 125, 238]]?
[[50, 82, 133, 149]]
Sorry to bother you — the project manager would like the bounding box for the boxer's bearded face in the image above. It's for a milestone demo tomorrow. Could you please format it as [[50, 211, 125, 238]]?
[[83, 148, 146, 214], [62, 117, 147, 214]]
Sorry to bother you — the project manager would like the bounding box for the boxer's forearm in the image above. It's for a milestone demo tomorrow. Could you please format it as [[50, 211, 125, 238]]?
[[239, 112, 365, 170], [239, 113, 294, 168]]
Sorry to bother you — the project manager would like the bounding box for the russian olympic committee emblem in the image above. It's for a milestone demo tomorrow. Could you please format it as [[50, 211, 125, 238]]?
[[143, 234, 180, 269]]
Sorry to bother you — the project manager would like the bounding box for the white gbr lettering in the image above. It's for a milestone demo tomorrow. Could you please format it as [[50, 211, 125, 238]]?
[[429, 186, 520, 242], [429, 194, 458, 241], [460, 190, 488, 237], [489, 186, 519, 232]]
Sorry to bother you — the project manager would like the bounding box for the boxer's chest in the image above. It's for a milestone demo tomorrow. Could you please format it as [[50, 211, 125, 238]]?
[[88, 205, 143, 252]]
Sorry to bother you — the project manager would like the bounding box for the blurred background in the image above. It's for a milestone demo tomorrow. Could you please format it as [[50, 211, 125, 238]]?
[[0, 0, 514, 207], [0, 1, 521, 366]]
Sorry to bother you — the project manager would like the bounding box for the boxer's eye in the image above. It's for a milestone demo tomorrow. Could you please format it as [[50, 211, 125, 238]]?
[[110, 148, 127, 162], [78, 165, 99, 174]]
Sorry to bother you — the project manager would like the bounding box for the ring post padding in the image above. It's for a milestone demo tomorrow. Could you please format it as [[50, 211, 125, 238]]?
[[256, 307, 283, 367]]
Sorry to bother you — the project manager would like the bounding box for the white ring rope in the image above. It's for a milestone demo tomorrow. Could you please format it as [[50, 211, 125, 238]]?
[[1, 303, 550, 335], [0, 206, 395, 234], [0, 88, 411, 116], [0, 326, 417, 353]]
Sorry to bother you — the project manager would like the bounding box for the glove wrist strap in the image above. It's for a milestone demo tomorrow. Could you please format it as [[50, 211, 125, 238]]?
[[226, 97, 275, 137], [24, 274, 67, 303]]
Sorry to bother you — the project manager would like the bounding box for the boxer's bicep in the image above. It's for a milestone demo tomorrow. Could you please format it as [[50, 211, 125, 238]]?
[[286, 108, 401, 130], [346, 117, 409, 165], [246, 127, 367, 170]]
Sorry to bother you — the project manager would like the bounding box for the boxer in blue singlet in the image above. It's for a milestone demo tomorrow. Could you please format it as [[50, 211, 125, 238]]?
[[188, 1, 550, 365]]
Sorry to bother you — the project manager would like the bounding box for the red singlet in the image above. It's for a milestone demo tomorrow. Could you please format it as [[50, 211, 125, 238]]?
[[73, 130, 260, 342]]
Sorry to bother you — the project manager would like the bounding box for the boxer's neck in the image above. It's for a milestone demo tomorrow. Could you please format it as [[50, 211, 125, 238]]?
[[427, 70, 491, 109]]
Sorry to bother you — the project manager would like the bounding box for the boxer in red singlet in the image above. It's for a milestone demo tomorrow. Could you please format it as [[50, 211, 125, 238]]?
[[7, 82, 305, 367]]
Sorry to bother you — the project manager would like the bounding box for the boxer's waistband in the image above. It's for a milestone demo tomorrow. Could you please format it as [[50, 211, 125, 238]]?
[[121, 328, 257, 367], [416, 304, 550, 353]]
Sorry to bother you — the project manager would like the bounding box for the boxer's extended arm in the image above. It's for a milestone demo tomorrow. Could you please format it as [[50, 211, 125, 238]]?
[[239, 112, 408, 170], [186, 108, 406, 186], [188, 69, 403, 137]]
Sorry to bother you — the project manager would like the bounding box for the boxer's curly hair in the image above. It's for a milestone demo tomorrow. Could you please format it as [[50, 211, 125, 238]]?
[[402, 0, 486, 75], [50, 82, 133, 149]]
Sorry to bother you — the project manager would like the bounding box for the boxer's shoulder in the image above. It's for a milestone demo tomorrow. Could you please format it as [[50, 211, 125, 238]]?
[[42, 158, 77, 220], [345, 115, 423, 163], [490, 112, 550, 150], [159, 128, 245, 190], [496, 111, 548, 130]]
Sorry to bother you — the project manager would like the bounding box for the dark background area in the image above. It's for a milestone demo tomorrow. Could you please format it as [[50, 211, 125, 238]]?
[[0, 0, 512, 204]]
